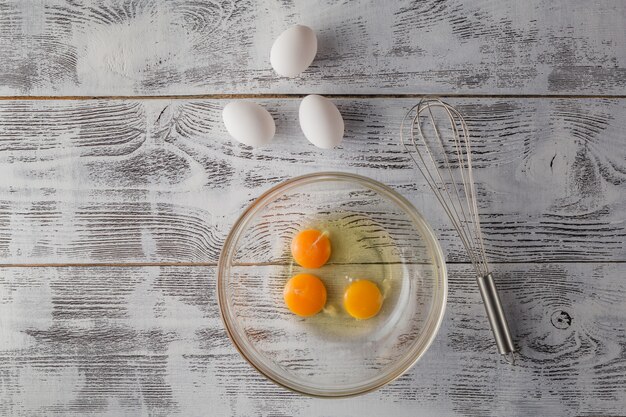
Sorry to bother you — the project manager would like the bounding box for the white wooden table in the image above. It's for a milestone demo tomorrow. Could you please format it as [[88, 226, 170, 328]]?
[[0, 1, 625, 416]]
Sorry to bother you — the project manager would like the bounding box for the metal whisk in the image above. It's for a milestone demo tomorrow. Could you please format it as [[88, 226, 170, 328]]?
[[400, 98, 517, 364]]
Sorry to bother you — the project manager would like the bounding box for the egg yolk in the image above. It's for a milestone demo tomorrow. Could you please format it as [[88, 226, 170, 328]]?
[[290, 229, 331, 269], [343, 280, 383, 320], [283, 273, 327, 317]]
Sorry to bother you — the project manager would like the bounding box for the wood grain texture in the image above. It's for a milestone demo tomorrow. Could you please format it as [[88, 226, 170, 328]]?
[[0, 0, 625, 96], [0, 263, 624, 416], [1, 2, 624, 416], [0, 97, 623, 264]]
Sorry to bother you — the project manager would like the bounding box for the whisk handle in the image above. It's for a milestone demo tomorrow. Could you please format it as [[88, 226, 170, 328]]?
[[476, 273, 517, 361]]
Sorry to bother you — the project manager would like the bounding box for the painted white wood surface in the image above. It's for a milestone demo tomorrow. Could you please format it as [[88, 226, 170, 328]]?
[[0, 98, 623, 264], [0, 0, 625, 95], [1, 263, 624, 416], [0, 96, 624, 416]]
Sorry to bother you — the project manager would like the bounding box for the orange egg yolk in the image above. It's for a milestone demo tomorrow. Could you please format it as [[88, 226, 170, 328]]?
[[290, 229, 331, 269], [283, 273, 327, 317], [343, 280, 383, 320]]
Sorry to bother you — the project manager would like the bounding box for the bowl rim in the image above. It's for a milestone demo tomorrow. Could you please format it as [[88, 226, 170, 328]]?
[[217, 171, 448, 398]]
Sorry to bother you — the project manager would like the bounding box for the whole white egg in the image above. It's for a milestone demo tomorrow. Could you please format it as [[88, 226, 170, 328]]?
[[222, 101, 276, 148], [298, 95, 344, 149], [270, 25, 317, 77]]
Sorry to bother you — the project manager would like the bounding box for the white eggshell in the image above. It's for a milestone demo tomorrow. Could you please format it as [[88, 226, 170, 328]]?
[[222, 101, 276, 148], [299, 95, 344, 149], [270, 25, 317, 77]]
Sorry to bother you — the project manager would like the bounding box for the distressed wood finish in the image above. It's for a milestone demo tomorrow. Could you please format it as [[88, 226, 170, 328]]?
[[0, 263, 624, 416], [0, 98, 623, 264], [2, 1, 626, 415], [0, 0, 625, 96]]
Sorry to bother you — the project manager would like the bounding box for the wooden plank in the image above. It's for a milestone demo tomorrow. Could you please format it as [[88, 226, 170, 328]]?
[[0, 97, 624, 264], [0, 263, 624, 416], [0, 1, 625, 96]]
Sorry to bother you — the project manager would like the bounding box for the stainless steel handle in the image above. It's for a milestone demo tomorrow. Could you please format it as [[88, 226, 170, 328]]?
[[476, 273, 517, 363]]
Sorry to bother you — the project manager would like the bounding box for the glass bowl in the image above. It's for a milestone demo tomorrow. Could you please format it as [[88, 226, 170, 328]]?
[[217, 172, 447, 397]]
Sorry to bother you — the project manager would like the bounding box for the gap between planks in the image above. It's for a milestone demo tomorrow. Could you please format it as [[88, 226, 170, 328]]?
[[0, 93, 626, 101], [1, 261, 625, 268]]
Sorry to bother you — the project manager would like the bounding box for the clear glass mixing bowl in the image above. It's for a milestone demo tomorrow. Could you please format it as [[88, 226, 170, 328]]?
[[218, 172, 447, 397]]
